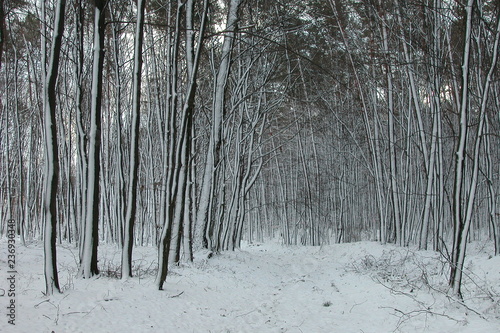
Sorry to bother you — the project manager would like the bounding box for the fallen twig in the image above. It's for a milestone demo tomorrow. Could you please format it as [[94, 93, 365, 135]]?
[[168, 291, 184, 298]]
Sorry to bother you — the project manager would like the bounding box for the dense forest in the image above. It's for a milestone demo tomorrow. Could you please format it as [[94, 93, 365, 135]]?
[[1, 0, 499, 299]]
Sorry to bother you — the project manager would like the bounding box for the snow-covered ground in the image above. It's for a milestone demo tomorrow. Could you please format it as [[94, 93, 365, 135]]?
[[1, 238, 499, 332]]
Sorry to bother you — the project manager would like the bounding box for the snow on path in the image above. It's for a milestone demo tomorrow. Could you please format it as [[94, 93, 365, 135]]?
[[0, 240, 499, 332]]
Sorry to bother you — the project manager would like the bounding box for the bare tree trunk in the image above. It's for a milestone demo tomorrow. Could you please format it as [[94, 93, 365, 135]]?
[[73, 0, 87, 253], [79, 0, 106, 279], [450, 0, 500, 298], [454, 8, 500, 296], [182, 124, 196, 261], [379, 4, 402, 245], [43, 0, 66, 295], [394, 0, 438, 250], [8, 34, 26, 244], [450, 0, 474, 298], [109, 5, 125, 247], [156, 0, 208, 289], [194, 0, 242, 251], [484, 115, 498, 254], [121, 0, 146, 279], [155, 1, 178, 290]]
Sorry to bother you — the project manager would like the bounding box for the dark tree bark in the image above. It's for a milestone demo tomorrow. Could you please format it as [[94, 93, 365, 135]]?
[[121, 0, 146, 279], [79, 0, 106, 279], [43, 0, 66, 296]]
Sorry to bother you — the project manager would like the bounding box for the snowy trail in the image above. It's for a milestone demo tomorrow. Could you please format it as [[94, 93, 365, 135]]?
[[196, 245, 411, 333], [1, 240, 499, 332]]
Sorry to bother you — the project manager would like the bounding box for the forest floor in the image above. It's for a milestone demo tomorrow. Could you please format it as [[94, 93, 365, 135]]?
[[0, 238, 499, 333]]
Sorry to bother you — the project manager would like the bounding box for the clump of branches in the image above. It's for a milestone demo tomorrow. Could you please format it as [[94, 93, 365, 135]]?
[[347, 246, 500, 327], [348, 248, 448, 294], [99, 258, 157, 280]]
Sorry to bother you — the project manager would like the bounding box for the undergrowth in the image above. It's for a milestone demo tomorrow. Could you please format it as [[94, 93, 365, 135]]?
[[346, 246, 500, 329]]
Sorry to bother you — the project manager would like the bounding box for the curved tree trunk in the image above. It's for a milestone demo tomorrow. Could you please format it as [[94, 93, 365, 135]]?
[[43, 0, 66, 295]]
